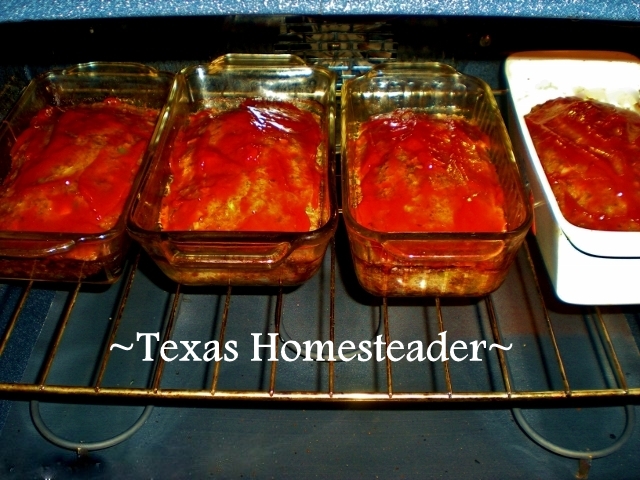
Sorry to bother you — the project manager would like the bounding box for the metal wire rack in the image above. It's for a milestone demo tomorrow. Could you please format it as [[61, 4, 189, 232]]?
[[0, 232, 639, 405], [0, 56, 639, 476], [0, 57, 638, 405]]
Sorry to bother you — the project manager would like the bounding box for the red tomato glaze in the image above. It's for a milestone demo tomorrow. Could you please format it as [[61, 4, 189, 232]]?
[[351, 109, 507, 233], [0, 98, 159, 233], [160, 99, 324, 232], [525, 97, 640, 231]]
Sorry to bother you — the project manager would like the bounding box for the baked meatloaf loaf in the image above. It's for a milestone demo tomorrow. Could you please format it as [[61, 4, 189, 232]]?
[[350, 109, 507, 234], [160, 99, 325, 233], [525, 96, 640, 231], [0, 98, 159, 234]]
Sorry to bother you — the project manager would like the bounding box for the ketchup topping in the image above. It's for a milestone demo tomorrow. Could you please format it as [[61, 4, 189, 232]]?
[[351, 109, 507, 233], [160, 99, 324, 232], [0, 99, 159, 233], [525, 97, 640, 231]]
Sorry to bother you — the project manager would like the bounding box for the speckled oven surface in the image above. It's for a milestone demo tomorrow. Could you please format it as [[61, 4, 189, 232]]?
[[1, 0, 639, 22]]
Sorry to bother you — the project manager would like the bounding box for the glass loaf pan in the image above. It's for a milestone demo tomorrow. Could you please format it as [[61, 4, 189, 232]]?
[[341, 63, 532, 297], [128, 54, 338, 286], [0, 63, 174, 283]]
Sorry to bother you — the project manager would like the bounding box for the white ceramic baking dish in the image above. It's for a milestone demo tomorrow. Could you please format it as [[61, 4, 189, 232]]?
[[505, 50, 640, 305]]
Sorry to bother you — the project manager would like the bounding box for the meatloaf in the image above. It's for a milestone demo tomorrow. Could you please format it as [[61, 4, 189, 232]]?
[[160, 99, 325, 233], [525, 96, 640, 231], [0, 98, 159, 233], [350, 109, 507, 233]]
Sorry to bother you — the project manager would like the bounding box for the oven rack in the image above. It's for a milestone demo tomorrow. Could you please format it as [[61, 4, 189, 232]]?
[[0, 231, 639, 406]]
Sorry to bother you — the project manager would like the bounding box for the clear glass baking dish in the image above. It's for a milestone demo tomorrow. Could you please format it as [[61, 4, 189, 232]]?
[[0, 62, 173, 283], [341, 62, 532, 297], [128, 54, 338, 286]]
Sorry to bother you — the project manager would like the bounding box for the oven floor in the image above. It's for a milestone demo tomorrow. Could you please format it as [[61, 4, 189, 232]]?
[[0, 401, 638, 478]]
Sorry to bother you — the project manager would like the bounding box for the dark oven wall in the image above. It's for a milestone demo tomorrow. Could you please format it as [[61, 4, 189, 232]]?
[[1, 15, 640, 107]]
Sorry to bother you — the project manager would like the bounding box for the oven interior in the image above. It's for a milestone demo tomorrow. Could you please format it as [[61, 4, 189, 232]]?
[[1, 13, 640, 479]]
